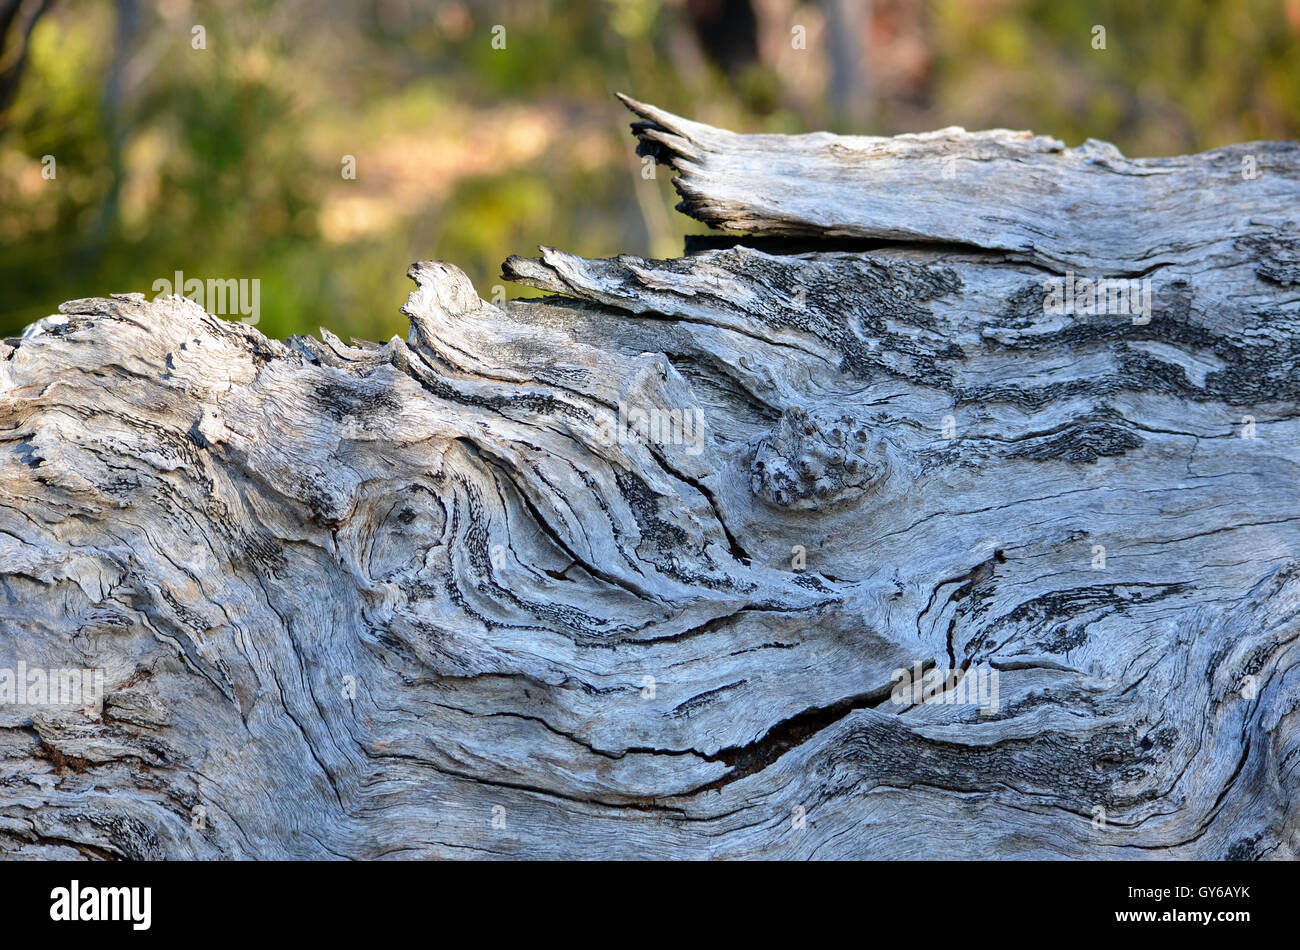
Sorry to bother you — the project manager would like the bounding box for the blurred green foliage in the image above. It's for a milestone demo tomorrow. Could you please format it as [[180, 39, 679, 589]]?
[[1, 0, 1297, 341]]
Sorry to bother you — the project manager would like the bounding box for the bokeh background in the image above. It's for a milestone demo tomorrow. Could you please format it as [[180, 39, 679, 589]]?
[[2, 0, 1299, 341]]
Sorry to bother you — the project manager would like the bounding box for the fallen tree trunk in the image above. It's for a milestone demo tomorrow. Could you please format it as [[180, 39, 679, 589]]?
[[1, 99, 1297, 859]]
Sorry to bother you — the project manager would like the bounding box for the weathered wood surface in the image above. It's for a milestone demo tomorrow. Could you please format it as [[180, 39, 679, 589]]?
[[1, 100, 1298, 859], [618, 93, 1300, 274]]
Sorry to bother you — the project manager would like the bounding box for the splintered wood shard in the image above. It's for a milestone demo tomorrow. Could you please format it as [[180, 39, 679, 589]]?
[[1, 101, 1298, 859], [616, 93, 1300, 274]]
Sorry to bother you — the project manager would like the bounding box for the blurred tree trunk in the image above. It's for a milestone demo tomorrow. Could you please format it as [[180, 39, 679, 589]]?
[[83, 0, 138, 265], [822, 0, 870, 129], [0, 0, 52, 121]]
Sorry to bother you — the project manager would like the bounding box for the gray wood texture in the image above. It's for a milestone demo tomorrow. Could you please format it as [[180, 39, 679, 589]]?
[[1, 99, 1297, 859]]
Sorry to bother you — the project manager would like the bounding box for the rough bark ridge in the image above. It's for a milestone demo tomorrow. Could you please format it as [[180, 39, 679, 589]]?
[[2, 98, 1298, 859]]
